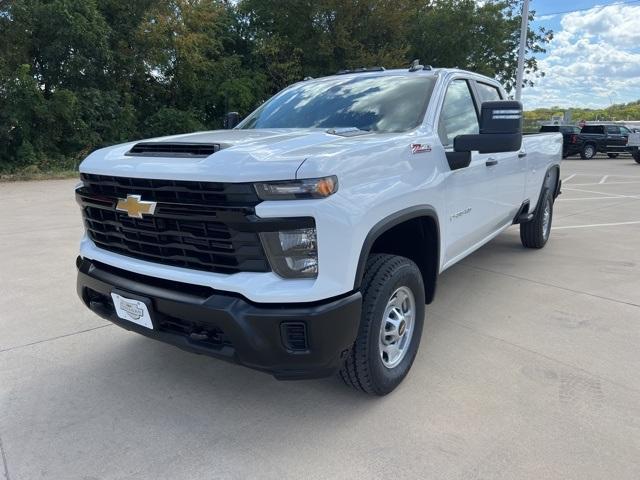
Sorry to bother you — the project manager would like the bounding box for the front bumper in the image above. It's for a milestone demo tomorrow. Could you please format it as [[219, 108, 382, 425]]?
[[77, 257, 361, 379]]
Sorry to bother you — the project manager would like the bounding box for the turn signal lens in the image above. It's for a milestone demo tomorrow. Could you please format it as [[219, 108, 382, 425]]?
[[254, 176, 338, 200]]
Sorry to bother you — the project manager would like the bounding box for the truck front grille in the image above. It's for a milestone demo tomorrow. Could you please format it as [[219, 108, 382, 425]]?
[[77, 173, 270, 274]]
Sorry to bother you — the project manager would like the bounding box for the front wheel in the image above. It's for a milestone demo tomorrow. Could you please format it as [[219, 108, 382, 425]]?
[[607, 153, 619, 158], [633, 150, 640, 164], [340, 254, 425, 395], [580, 144, 596, 159], [520, 189, 553, 249]]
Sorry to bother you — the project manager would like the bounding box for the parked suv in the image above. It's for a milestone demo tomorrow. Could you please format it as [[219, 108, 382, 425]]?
[[75, 67, 562, 395], [577, 124, 631, 159], [539, 125, 581, 158]]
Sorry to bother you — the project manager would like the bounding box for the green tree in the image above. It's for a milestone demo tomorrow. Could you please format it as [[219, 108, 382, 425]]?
[[408, 0, 553, 93], [238, 0, 415, 90], [0, 0, 555, 174]]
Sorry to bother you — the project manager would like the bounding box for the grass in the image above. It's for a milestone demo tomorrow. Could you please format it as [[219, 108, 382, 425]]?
[[0, 168, 79, 182]]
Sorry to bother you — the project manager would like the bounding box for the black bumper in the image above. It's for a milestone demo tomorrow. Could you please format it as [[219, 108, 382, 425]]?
[[76, 257, 361, 380]]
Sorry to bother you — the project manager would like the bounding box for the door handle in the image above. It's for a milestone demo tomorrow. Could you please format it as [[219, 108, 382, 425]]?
[[486, 159, 498, 166], [518, 152, 527, 158]]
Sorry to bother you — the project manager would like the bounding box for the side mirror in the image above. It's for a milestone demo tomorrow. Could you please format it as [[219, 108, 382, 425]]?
[[223, 112, 240, 129], [454, 101, 523, 154]]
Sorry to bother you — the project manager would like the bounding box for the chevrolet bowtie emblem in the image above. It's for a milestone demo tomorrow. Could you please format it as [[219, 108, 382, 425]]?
[[116, 194, 157, 218]]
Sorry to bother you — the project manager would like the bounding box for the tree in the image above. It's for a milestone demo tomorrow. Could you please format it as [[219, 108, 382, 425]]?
[[408, 0, 552, 93], [0, 0, 555, 173], [238, 0, 415, 90]]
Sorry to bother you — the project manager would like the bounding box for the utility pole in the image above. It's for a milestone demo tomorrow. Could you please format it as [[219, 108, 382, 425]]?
[[515, 0, 530, 103]]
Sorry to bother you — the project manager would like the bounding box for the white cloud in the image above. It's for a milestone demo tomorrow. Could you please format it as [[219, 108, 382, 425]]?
[[523, 5, 640, 109]]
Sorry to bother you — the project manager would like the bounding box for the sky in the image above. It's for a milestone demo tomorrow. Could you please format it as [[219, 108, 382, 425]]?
[[521, 0, 640, 109]]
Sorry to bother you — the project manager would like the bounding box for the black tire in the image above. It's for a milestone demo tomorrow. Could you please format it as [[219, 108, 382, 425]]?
[[633, 150, 640, 164], [580, 144, 596, 159], [340, 254, 425, 396], [520, 189, 553, 249], [607, 153, 619, 158]]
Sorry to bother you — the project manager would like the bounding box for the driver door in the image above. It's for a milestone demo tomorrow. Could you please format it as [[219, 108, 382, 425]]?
[[439, 79, 496, 264]]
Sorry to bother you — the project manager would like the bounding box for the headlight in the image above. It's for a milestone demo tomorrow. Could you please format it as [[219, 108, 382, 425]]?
[[260, 228, 318, 278], [254, 176, 338, 200]]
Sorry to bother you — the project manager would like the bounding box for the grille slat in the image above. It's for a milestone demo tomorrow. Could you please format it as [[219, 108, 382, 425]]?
[[80, 173, 259, 207], [85, 227, 249, 256], [79, 174, 269, 274]]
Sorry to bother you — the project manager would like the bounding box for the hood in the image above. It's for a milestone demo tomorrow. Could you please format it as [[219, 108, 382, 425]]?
[[79, 128, 398, 182]]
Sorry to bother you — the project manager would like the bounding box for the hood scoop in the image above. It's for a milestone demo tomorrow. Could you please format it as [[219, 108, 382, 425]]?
[[325, 127, 371, 137], [126, 142, 221, 158]]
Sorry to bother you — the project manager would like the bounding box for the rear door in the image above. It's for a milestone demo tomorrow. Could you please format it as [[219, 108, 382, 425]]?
[[620, 126, 632, 148], [605, 125, 626, 151]]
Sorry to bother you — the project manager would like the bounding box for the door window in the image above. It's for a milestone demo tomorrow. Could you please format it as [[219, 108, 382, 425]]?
[[476, 82, 503, 102], [606, 125, 621, 134], [438, 80, 479, 147]]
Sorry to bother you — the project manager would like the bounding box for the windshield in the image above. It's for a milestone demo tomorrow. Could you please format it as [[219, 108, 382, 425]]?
[[239, 75, 437, 133]]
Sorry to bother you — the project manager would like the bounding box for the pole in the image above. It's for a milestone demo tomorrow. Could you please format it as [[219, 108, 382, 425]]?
[[515, 0, 530, 102]]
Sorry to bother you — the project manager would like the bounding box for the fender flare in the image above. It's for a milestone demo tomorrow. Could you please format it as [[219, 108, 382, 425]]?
[[353, 205, 441, 302], [545, 164, 561, 200], [532, 164, 561, 214]]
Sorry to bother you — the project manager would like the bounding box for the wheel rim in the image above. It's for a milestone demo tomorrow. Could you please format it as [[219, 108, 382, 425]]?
[[585, 146, 594, 158], [542, 198, 551, 240], [379, 286, 416, 369]]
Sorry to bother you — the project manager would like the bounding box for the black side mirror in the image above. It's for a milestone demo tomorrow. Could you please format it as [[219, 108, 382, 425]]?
[[223, 112, 240, 129], [454, 101, 523, 154]]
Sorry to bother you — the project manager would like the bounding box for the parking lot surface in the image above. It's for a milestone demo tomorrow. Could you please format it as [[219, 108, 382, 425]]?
[[1, 157, 639, 479]]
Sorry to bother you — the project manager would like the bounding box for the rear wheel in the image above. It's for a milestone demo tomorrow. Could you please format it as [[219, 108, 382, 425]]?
[[580, 144, 596, 159], [607, 153, 619, 158], [520, 189, 553, 249], [340, 254, 425, 395]]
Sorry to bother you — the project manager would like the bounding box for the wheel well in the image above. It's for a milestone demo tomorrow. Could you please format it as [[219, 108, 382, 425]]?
[[546, 165, 560, 199], [544, 165, 560, 199], [365, 216, 439, 304]]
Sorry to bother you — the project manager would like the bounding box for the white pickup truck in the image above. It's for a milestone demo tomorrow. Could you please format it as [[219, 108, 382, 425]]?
[[76, 65, 562, 395]]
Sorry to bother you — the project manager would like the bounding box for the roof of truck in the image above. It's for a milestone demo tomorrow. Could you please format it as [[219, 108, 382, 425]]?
[[304, 66, 501, 87]]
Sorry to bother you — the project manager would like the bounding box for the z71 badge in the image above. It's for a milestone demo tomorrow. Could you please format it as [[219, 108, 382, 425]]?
[[411, 143, 432, 154]]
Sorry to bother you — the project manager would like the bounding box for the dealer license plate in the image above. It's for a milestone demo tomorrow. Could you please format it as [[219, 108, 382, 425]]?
[[111, 292, 153, 329]]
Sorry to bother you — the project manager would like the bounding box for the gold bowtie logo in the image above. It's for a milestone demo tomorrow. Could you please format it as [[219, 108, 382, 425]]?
[[116, 194, 157, 219]]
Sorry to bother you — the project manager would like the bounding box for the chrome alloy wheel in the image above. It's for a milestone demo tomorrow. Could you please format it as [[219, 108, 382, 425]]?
[[584, 145, 595, 158], [379, 286, 416, 369], [542, 198, 551, 240]]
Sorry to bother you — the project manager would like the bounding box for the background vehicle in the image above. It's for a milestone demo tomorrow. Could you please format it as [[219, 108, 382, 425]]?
[[75, 67, 562, 395], [576, 124, 632, 159], [628, 131, 640, 163], [539, 125, 581, 158]]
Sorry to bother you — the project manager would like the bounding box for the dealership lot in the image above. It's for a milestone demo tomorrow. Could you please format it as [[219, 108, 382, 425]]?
[[1, 157, 639, 479]]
